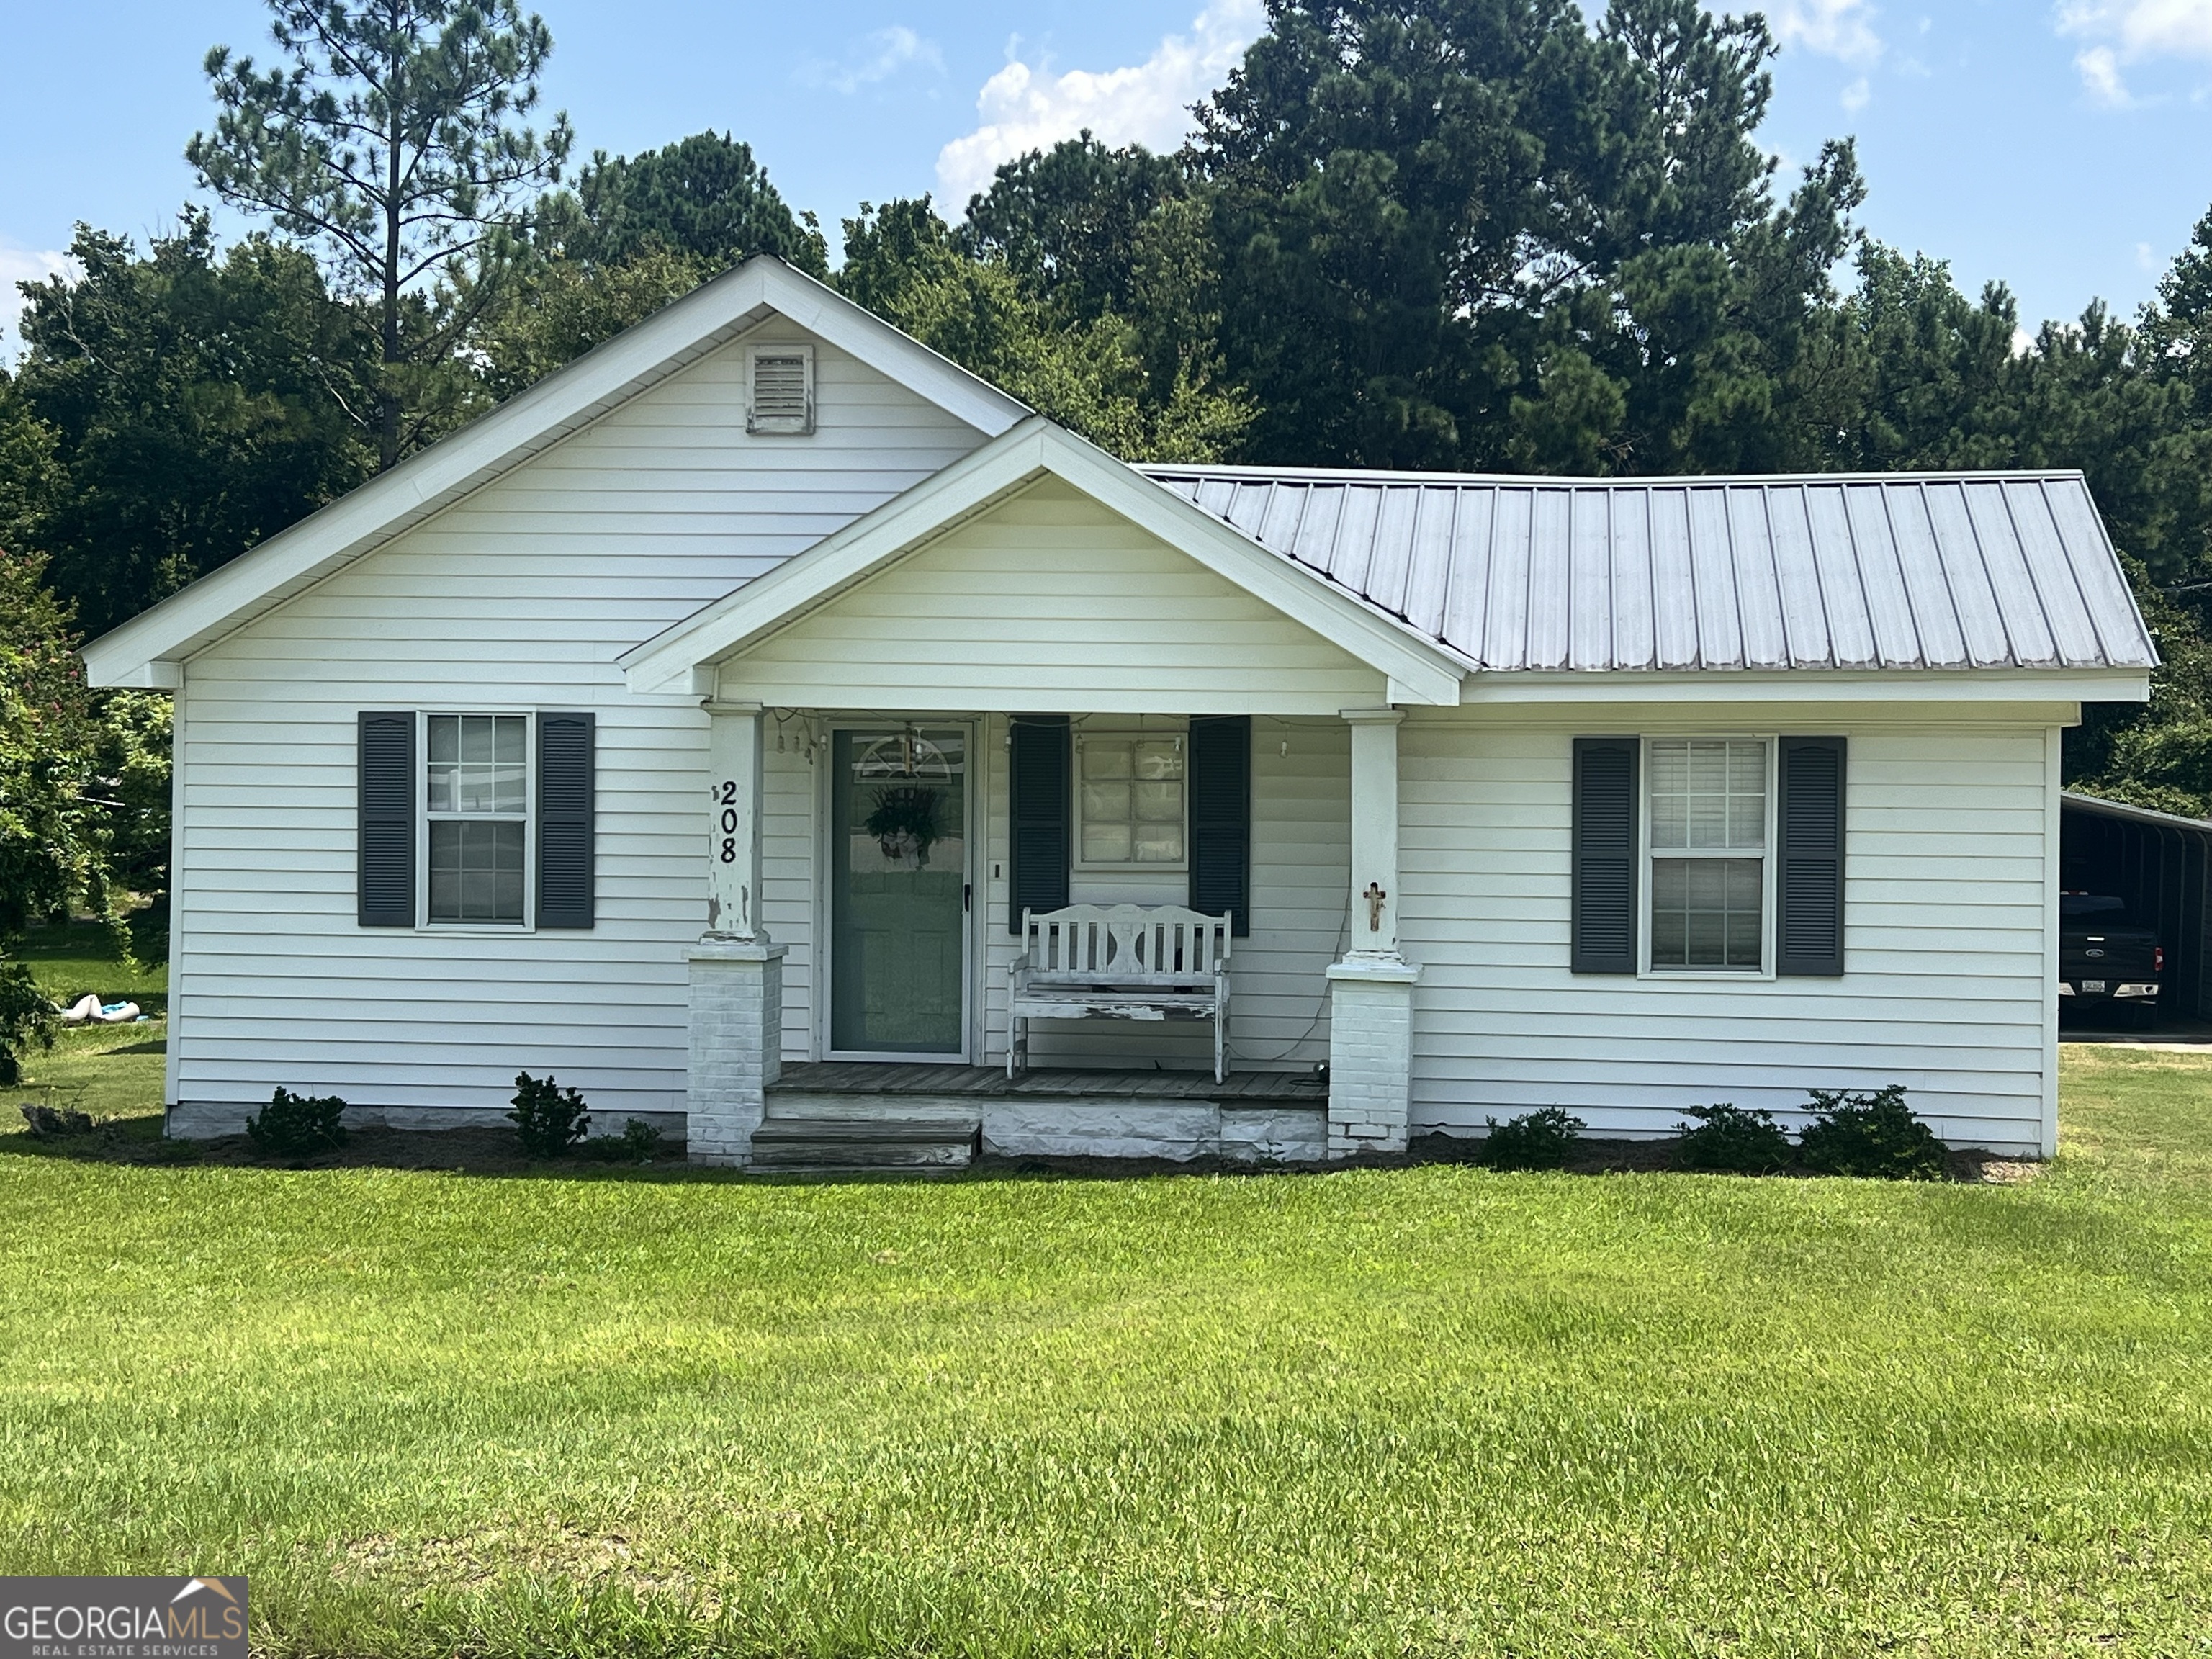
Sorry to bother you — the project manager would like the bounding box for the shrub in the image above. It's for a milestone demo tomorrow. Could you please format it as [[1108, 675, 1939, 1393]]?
[[0, 960, 54, 1089], [1672, 1103, 1793, 1173], [1480, 1107, 1585, 1171], [1797, 1084, 1945, 1180], [509, 1071, 590, 1159], [581, 1119, 664, 1164], [246, 1087, 349, 1154]]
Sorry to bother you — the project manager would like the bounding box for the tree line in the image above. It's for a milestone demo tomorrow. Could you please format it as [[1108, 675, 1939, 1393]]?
[[6, 0, 2212, 1067]]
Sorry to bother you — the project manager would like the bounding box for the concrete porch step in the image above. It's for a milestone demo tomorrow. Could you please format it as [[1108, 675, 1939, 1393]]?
[[750, 1115, 980, 1169]]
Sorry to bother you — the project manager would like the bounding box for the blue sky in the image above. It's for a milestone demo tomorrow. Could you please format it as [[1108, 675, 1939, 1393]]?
[[4, 0, 2212, 356]]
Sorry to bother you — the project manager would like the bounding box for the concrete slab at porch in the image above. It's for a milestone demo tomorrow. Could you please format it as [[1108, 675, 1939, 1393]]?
[[757, 1061, 1330, 1168]]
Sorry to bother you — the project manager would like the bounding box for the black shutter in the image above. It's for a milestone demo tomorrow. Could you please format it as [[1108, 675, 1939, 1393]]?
[[1008, 716, 1071, 933], [1571, 737, 1639, 974], [1188, 716, 1251, 935], [358, 711, 415, 927], [1777, 736, 1846, 976], [537, 712, 596, 929]]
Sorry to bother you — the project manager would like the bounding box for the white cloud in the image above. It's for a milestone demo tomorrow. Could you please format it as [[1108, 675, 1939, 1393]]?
[[1840, 75, 1873, 110], [2059, 1, 2212, 99], [0, 241, 76, 362], [2076, 42, 2134, 101], [1770, 0, 1884, 65], [935, 0, 1262, 210], [2061, 0, 2212, 54], [797, 26, 943, 96]]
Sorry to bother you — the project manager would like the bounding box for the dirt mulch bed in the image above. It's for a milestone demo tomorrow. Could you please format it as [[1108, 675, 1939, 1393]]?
[[1, 1116, 679, 1176], [6, 1113, 2040, 1185]]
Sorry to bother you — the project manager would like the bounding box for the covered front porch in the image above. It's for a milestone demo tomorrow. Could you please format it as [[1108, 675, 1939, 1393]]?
[[613, 421, 1471, 1166], [678, 701, 1422, 1166]]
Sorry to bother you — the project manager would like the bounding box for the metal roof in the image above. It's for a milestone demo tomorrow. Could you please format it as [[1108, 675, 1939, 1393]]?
[[2062, 791, 2212, 833], [1139, 465, 2158, 673]]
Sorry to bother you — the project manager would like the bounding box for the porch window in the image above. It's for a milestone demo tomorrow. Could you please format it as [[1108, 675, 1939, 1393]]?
[[426, 714, 529, 923], [1076, 731, 1187, 868], [1648, 738, 1767, 971]]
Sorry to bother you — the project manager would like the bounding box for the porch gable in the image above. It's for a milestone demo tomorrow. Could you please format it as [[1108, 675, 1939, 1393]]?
[[707, 476, 1389, 714], [620, 419, 1470, 709]]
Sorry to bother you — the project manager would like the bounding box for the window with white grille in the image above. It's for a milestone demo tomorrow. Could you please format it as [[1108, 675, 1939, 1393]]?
[[1647, 737, 1769, 971], [746, 343, 814, 434], [1076, 729, 1187, 869], [426, 714, 530, 925]]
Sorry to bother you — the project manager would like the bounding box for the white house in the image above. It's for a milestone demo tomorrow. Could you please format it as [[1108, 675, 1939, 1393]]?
[[85, 257, 2157, 1164]]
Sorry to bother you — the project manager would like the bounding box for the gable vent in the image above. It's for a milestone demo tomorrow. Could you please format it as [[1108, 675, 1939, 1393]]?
[[746, 343, 815, 435]]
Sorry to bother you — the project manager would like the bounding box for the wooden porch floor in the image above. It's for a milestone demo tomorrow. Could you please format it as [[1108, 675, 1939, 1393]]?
[[770, 1061, 1327, 1102]]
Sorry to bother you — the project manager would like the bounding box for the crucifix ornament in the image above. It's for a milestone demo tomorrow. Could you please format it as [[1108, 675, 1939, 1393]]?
[[1364, 881, 1388, 931]]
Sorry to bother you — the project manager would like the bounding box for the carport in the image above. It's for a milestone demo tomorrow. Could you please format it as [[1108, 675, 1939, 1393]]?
[[2061, 791, 2212, 1022]]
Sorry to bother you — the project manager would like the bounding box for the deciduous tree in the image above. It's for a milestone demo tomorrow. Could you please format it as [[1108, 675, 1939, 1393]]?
[[11, 215, 375, 635]]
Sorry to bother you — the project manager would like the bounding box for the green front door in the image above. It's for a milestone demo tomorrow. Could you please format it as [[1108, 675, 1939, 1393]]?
[[830, 727, 968, 1054]]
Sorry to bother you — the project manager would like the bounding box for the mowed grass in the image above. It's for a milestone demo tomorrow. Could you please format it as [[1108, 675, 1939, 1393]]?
[[0, 1047, 2208, 1655], [11, 920, 169, 1121]]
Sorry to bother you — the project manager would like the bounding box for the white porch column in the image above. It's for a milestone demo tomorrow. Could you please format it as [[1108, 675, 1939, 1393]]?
[[687, 693, 784, 1167], [1326, 706, 1418, 1158]]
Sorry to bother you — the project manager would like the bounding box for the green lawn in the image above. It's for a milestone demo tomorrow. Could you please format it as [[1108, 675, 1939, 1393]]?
[[11, 920, 170, 1120], [1, 1040, 2208, 1655]]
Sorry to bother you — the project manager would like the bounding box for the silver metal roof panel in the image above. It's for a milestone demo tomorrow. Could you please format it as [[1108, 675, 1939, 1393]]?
[[1141, 465, 2159, 673]]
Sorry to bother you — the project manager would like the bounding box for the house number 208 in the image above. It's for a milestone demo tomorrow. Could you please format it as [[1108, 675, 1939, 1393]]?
[[716, 780, 739, 863]]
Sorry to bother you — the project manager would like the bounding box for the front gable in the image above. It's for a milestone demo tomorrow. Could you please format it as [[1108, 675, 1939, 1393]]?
[[178, 323, 997, 692], [85, 257, 1026, 687], [716, 476, 1388, 714]]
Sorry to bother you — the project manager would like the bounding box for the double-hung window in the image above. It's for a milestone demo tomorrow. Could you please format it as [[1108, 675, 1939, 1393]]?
[[1648, 737, 1768, 971], [1076, 730, 1187, 868], [426, 714, 530, 924]]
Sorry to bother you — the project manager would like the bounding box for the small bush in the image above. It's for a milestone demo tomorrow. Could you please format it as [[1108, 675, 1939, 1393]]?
[[581, 1119, 664, 1164], [0, 960, 55, 1089], [509, 1071, 590, 1159], [1797, 1084, 1945, 1180], [246, 1087, 349, 1154], [1672, 1103, 1793, 1173], [1480, 1107, 1586, 1171]]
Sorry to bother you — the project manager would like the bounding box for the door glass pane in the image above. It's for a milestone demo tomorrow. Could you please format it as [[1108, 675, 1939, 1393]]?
[[831, 728, 966, 1053]]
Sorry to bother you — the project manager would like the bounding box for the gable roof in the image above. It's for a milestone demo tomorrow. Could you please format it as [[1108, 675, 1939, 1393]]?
[[84, 256, 1029, 688], [1143, 464, 2159, 674], [619, 418, 1471, 706]]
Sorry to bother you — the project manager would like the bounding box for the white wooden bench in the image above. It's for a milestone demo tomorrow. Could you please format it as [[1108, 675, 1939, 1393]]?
[[1009, 904, 1233, 1082]]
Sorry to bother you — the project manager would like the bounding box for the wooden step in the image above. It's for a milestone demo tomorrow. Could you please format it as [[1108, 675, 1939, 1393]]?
[[750, 1116, 979, 1169]]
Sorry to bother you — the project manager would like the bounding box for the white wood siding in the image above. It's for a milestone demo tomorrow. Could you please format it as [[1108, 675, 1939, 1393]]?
[[1398, 706, 2059, 1154], [720, 477, 1385, 714], [168, 331, 988, 1125]]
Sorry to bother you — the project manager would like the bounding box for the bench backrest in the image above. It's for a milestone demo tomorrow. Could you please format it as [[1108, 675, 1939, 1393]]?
[[1021, 904, 1231, 984]]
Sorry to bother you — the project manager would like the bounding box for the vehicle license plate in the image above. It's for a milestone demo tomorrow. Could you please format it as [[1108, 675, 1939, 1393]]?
[[2082, 979, 2107, 993]]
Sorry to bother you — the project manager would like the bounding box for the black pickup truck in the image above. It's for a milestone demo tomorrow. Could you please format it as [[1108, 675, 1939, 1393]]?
[[2059, 892, 2164, 1028]]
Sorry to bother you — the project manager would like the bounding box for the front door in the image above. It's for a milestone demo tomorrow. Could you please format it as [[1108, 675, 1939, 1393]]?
[[829, 726, 969, 1056]]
